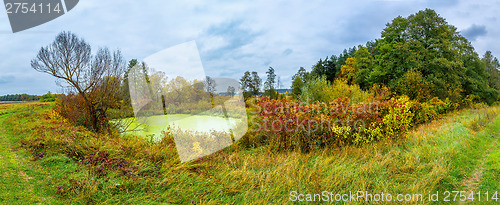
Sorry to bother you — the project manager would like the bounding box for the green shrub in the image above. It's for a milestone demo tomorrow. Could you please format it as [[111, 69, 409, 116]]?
[[397, 70, 433, 102], [40, 91, 57, 102], [300, 77, 369, 104], [411, 101, 438, 124], [382, 96, 414, 139]]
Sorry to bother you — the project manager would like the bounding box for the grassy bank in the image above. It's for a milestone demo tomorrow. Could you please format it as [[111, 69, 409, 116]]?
[[0, 103, 499, 204], [0, 103, 70, 204]]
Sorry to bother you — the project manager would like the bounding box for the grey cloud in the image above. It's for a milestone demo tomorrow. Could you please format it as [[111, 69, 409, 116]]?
[[427, 0, 459, 7], [282, 48, 293, 56], [333, 2, 422, 49], [197, 19, 266, 79], [0, 75, 15, 84], [461, 24, 487, 41], [202, 20, 261, 60], [1, 0, 499, 94]]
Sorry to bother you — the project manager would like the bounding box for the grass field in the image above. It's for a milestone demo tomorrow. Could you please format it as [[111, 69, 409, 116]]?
[[0, 102, 499, 204]]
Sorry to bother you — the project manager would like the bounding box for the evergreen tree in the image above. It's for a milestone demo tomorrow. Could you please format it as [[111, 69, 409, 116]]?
[[264, 67, 277, 98]]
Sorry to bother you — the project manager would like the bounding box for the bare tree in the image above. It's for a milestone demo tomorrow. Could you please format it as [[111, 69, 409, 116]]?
[[227, 86, 235, 96], [276, 76, 282, 89], [204, 76, 216, 107], [31, 31, 125, 132], [204, 76, 216, 95]]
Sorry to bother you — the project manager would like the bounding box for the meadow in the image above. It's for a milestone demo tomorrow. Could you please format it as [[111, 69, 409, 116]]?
[[1, 102, 499, 204], [3, 8, 500, 205]]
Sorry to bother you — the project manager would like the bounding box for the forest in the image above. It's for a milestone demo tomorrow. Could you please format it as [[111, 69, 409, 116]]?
[[247, 9, 499, 106]]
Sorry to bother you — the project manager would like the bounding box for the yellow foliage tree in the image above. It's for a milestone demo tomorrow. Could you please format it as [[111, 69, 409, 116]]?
[[397, 70, 433, 102], [340, 57, 357, 84]]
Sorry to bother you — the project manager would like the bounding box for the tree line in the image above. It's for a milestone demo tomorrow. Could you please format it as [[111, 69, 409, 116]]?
[[285, 9, 500, 105], [0, 94, 40, 101], [0, 92, 60, 102], [240, 9, 500, 105]]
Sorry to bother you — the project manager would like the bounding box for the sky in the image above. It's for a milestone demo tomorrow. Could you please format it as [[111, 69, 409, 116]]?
[[0, 0, 499, 95]]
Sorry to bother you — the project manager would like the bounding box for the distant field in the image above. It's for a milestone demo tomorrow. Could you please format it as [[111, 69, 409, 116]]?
[[0, 101, 37, 104]]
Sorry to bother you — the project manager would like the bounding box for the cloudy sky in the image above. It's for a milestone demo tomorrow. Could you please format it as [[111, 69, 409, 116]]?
[[0, 0, 499, 95]]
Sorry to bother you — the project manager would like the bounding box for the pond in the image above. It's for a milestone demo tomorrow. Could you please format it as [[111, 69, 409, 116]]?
[[115, 114, 240, 140]]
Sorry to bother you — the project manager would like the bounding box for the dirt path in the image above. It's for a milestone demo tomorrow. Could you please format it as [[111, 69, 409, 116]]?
[[460, 137, 499, 204]]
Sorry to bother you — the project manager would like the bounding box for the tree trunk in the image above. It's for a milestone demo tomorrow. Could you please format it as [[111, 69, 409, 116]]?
[[88, 103, 99, 132]]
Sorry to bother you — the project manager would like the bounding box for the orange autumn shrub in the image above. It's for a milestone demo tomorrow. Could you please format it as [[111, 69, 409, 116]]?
[[244, 95, 451, 152]]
